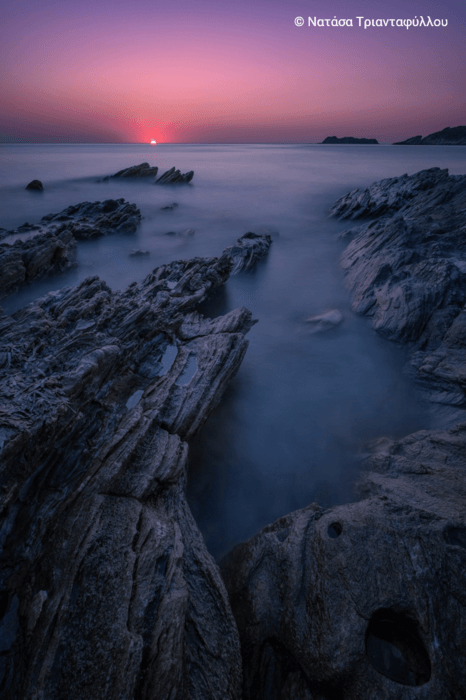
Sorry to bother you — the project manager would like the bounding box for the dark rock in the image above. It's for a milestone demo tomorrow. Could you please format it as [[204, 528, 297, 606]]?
[[223, 232, 273, 273], [161, 202, 179, 210], [0, 200, 141, 298], [101, 162, 159, 180], [129, 249, 150, 257], [221, 422, 466, 699], [0, 247, 255, 699], [322, 136, 379, 144], [329, 167, 466, 407], [25, 180, 44, 191], [394, 126, 466, 146], [155, 167, 194, 185]]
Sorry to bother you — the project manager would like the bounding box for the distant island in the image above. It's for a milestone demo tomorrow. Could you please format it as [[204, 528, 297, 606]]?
[[322, 136, 379, 144], [394, 125, 466, 145]]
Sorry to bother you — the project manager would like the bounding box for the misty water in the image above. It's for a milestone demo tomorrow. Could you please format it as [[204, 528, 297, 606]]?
[[1, 143, 466, 559]]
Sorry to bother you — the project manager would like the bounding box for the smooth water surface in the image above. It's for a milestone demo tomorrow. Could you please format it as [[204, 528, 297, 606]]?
[[1, 143, 466, 558]]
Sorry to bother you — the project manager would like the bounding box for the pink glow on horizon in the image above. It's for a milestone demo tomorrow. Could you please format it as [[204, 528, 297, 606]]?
[[1, 0, 465, 143]]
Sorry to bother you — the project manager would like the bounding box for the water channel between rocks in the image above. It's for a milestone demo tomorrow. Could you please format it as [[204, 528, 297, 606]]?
[[2, 143, 466, 559]]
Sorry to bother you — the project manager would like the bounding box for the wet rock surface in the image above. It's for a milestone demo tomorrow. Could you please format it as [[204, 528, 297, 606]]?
[[220, 167, 466, 699], [0, 244, 262, 698], [0, 199, 141, 299]]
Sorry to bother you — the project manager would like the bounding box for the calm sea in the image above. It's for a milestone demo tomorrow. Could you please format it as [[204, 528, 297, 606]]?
[[1, 143, 466, 558]]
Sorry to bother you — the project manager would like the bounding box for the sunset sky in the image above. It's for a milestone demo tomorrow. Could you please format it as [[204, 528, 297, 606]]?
[[1, 0, 464, 143]]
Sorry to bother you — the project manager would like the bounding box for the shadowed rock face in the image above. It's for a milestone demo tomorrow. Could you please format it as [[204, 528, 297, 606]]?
[[0, 238, 271, 698], [0, 199, 141, 299], [221, 423, 466, 700], [330, 168, 466, 407]]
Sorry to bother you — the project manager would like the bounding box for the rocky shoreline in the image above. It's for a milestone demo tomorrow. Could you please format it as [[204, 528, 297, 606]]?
[[220, 167, 466, 699], [1, 166, 465, 699]]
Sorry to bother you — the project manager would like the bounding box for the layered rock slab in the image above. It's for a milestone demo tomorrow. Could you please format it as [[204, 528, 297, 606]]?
[[221, 423, 466, 699], [0, 250, 258, 699]]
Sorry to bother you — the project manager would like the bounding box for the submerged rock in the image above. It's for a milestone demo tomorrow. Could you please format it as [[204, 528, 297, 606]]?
[[223, 232, 273, 273], [306, 309, 343, 333], [0, 199, 141, 298], [221, 423, 466, 699], [161, 202, 179, 210], [25, 179, 44, 191], [129, 249, 150, 257], [0, 248, 256, 698], [329, 167, 466, 407]]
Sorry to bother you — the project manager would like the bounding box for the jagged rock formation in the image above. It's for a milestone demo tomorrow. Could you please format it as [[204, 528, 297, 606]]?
[[329, 167, 466, 407], [0, 200, 141, 299], [155, 167, 194, 185], [0, 225, 274, 699], [322, 136, 378, 144], [221, 422, 466, 699], [101, 164, 194, 184], [25, 180, 43, 191], [394, 126, 466, 145], [223, 232, 272, 273]]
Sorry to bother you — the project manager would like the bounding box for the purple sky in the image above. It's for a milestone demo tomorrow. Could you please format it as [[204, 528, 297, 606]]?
[[1, 0, 464, 143]]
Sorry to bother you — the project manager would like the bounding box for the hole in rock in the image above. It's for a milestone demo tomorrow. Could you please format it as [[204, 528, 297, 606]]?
[[444, 526, 466, 549], [327, 522, 343, 538], [366, 609, 431, 686]]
